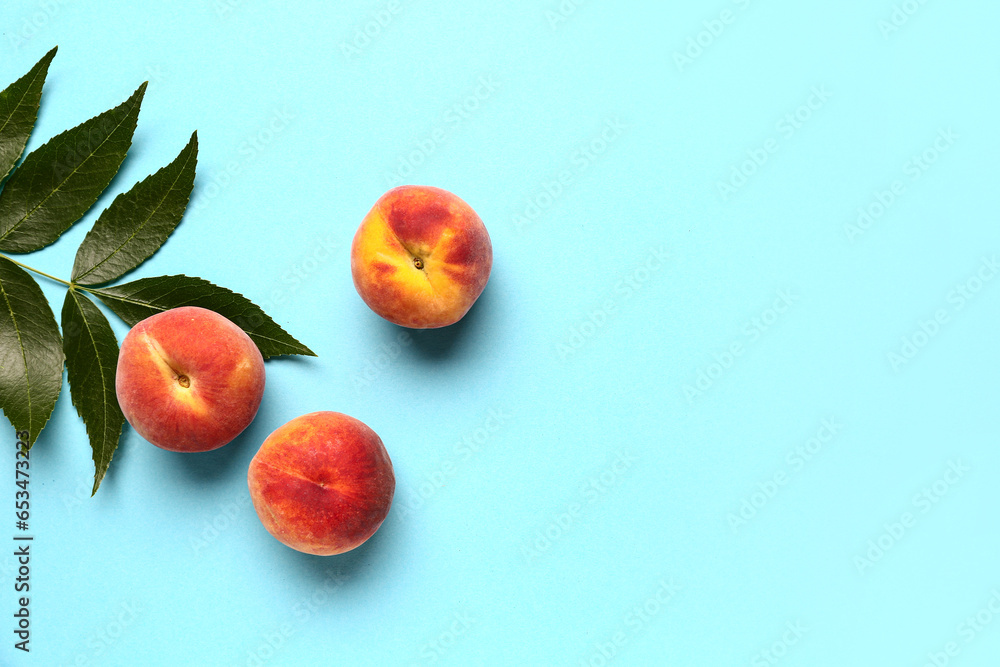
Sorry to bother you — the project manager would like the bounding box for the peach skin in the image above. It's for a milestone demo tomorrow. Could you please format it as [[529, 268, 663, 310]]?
[[351, 185, 492, 328], [248, 412, 395, 556], [115, 306, 265, 453]]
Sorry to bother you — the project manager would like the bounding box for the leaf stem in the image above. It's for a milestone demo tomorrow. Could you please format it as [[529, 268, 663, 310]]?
[[0, 253, 73, 287]]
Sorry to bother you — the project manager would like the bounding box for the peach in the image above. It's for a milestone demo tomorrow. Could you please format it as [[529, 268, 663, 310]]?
[[351, 185, 492, 328], [247, 412, 395, 555], [115, 306, 265, 453]]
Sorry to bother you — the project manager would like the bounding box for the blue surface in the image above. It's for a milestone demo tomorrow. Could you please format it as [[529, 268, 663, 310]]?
[[2, 1, 1000, 665]]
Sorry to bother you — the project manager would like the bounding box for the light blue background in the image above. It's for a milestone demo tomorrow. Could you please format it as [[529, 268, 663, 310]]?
[[3, 0, 1000, 665]]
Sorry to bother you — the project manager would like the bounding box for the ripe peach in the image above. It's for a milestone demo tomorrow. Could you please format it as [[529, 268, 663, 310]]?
[[247, 412, 395, 556], [115, 306, 265, 453], [351, 185, 492, 328]]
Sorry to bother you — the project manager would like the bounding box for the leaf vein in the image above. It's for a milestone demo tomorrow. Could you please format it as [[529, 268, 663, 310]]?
[[75, 146, 194, 282], [0, 269, 34, 432], [0, 94, 140, 244]]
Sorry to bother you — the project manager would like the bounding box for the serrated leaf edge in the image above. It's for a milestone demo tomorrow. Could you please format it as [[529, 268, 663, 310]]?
[[0, 257, 62, 446], [0, 81, 147, 249], [63, 289, 123, 494], [0, 46, 57, 182], [73, 131, 198, 285], [91, 274, 316, 357]]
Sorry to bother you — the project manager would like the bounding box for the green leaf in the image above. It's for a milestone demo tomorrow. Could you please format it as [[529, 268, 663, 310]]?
[[0, 82, 147, 254], [72, 131, 198, 285], [0, 46, 57, 183], [92, 275, 316, 358], [61, 289, 125, 495], [0, 256, 64, 448]]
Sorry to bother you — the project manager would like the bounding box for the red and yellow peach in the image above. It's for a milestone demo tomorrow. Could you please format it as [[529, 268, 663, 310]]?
[[247, 411, 395, 556], [351, 185, 492, 328], [115, 306, 265, 453]]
